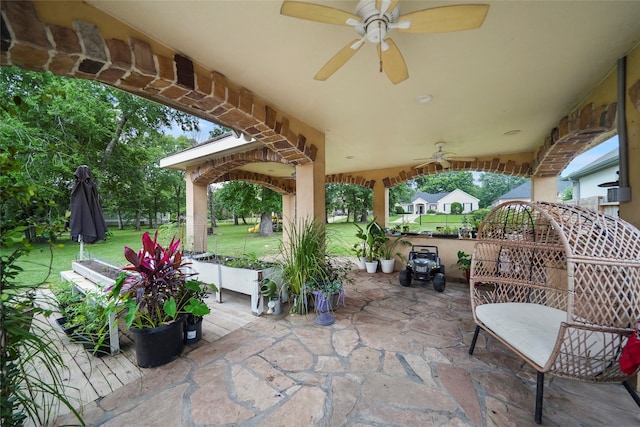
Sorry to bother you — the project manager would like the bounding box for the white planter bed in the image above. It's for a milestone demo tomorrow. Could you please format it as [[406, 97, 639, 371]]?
[[187, 255, 279, 316]]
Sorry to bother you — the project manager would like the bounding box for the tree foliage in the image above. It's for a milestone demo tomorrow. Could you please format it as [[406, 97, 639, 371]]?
[[325, 184, 372, 222], [477, 173, 528, 208], [414, 171, 477, 195], [0, 66, 198, 233], [214, 182, 282, 235]]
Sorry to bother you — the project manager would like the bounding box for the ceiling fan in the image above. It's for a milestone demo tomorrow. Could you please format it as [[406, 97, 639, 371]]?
[[280, 0, 489, 84], [414, 142, 476, 169]]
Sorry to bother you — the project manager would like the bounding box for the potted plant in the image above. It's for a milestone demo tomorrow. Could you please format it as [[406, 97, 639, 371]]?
[[50, 280, 83, 334], [308, 256, 353, 325], [66, 291, 111, 356], [379, 234, 411, 273], [453, 250, 472, 282], [108, 230, 209, 367], [350, 240, 367, 270], [354, 218, 386, 273], [181, 279, 215, 345], [279, 217, 327, 315]]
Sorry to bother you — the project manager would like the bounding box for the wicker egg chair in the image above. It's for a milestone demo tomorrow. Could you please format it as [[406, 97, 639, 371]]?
[[468, 201, 640, 424]]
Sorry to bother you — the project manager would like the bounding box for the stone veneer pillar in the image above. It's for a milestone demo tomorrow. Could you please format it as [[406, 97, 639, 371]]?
[[530, 176, 558, 203], [372, 181, 389, 229], [185, 171, 208, 253]]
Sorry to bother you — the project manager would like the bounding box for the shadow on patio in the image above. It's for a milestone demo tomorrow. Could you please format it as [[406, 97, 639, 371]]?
[[53, 271, 640, 426]]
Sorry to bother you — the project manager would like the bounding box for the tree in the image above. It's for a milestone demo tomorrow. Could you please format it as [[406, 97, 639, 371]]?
[[560, 184, 573, 201], [389, 183, 413, 213], [477, 173, 528, 208], [215, 182, 257, 225], [208, 125, 232, 139], [256, 187, 281, 236], [214, 182, 281, 236], [414, 171, 477, 195], [0, 66, 199, 231]]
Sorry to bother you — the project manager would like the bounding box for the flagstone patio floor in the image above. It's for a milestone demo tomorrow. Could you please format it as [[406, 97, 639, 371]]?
[[53, 270, 640, 426]]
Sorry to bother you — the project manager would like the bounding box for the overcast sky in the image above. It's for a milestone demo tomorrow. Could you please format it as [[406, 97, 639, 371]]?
[[561, 135, 618, 177]]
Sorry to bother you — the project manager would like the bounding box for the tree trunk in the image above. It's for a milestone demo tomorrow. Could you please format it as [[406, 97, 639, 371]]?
[[103, 115, 128, 166], [135, 210, 141, 232], [233, 214, 239, 226], [258, 212, 274, 237], [117, 209, 123, 230]]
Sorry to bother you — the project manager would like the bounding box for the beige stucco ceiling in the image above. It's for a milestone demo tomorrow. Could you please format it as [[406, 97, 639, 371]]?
[[87, 1, 640, 177]]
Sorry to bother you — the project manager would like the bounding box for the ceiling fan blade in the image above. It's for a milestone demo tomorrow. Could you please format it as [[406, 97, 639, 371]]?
[[377, 38, 408, 85], [280, 1, 360, 26], [440, 159, 452, 168], [397, 4, 489, 34], [314, 39, 363, 81], [414, 159, 435, 169], [450, 156, 477, 162]]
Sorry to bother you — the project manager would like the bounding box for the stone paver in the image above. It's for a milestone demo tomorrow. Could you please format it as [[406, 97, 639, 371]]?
[[54, 271, 640, 426]]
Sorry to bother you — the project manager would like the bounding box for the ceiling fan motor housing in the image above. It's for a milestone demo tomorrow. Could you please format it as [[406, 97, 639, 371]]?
[[355, 0, 400, 43]]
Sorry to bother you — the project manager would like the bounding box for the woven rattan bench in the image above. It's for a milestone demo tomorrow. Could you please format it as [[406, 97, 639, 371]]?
[[468, 201, 640, 424]]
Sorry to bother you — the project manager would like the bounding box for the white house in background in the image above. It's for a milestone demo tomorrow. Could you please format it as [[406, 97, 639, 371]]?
[[493, 178, 572, 207], [405, 189, 479, 214], [562, 148, 620, 216]]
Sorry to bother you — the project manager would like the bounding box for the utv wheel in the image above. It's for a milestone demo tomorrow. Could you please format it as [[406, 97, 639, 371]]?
[[399, 269, 412, 287], [433, 272, 446, 292]]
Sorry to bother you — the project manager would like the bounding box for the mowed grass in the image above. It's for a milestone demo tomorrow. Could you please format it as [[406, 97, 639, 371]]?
[[14, 221, 364, 287], [14, 214, 466, 287]]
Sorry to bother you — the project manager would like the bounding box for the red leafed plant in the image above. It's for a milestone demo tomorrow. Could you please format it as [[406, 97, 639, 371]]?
[[108, 231, 201, 328]]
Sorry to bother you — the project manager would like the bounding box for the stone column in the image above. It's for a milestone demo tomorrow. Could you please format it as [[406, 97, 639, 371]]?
[[531, 176, 558, 202], [294, 139, 326, 224], [281, 193, 295, 247], [372, 181, 389, 228], [185, 169, 208, 253]]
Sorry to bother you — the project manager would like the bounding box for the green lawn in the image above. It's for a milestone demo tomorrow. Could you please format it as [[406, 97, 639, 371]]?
[[14, 222, 363, 287], [14, 215, 467, 287]]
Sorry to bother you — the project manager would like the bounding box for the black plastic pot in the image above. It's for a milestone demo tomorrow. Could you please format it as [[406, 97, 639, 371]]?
[[55, 316, 79, 336], [184, 317, 203, 345], [130, 318, 184, 368]]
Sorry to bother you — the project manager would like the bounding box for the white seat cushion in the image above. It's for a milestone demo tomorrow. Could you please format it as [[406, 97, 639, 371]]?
[[476, 303, 566, 368]]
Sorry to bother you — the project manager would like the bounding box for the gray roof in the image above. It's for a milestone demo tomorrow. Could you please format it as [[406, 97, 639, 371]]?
[[411, 191, 450, 203], [564, 149, 618, 180], [498, 179, 571, 200]]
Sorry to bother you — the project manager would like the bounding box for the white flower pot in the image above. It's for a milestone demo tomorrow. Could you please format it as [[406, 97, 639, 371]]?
[[357, 257, 366, 270], [365, 260, 378, 274], [380, 258, 395, 274]]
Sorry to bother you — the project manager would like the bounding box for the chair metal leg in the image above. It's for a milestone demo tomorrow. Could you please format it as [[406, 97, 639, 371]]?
[[622, 380, 640, 408], [535, 371, 544, 425], [469, 325, 480, 355]]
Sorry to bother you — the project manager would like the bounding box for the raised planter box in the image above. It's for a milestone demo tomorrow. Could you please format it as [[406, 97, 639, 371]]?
[[61, 259, 124, 354], [186, 254, 281, 316]]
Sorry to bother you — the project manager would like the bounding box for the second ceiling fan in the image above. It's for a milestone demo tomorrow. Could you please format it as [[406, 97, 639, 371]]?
[[415, 142, 476, 169], [280, 0, 489, 84]]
